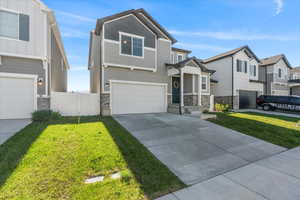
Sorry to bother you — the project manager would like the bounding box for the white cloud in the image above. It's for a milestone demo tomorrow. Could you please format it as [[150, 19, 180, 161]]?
[[61, 28, 89, 39], [274, 0, 284, 15], [169, 30, 300, 41], [175, 42, 230, 52], [55, 10, 95, 23]]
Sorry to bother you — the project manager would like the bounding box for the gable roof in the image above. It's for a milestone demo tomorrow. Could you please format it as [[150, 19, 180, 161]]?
[[203, 45, 260, 64], [260, 54, 292, 69], [166, 57, 215, 74], [95, 9, 177, 43], [291, 66, 300, 73], [172, 47, 192, 54]]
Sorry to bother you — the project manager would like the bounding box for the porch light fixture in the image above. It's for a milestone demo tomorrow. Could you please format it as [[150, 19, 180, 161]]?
[[38, 78, 44, 86]]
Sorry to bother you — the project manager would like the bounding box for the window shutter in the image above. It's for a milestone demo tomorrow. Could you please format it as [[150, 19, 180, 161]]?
[[19, 14, 30, 41], [244, 61, 248, 73], [254, 65, 257, 76], [237, 60, 241, 72]]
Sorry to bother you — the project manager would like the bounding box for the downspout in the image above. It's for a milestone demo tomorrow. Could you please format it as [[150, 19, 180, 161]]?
[[231, 56, 234, 109]]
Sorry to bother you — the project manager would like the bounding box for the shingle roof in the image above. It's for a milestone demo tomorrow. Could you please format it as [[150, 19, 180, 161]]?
[[95, 8, 177, 43], [172, 47, 192, 54], [203, 45, 260, 64], [290, 66, 300, 72], [166, 57, 215, 74], [260, 54, 292, 69]]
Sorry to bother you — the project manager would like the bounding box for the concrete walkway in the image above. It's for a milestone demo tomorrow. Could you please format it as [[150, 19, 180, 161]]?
[[237, 109, 300, 118], [0, 119, 31, 145], [156, 147, 300, 200], [114, 113, 286, 185]]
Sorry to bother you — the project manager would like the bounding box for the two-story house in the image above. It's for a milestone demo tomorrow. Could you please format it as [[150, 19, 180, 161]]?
[[204, 46, 264, 109], [89, 9, 214, 116], [0, 0, 69, 119], [260, 54, 292, 96]]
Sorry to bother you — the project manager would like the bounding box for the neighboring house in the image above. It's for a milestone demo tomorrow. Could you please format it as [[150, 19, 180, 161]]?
[[289, 66, 300, 96], [260, 54, 292, 96], [89, 8, 214, 116], [0, 0, 69, 119], [203, 46, 264, 109]]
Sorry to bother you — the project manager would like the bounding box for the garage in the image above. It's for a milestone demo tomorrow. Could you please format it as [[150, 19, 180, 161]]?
[[111, 81, 167, 115], [0, 73, 37, 119], [239, 90, 258, 109]]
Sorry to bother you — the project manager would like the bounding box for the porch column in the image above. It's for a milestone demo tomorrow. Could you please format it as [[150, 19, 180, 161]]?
[[180, 70, 184, 107], [198, 74, 202, 106]]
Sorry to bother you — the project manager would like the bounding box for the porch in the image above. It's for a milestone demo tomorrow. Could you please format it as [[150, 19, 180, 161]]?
[[166, 57, 215, 115]]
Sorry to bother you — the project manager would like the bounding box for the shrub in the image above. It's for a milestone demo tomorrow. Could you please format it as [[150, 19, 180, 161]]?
[[32, 110, 62, 122], [203, 109, 209, 113], [215, 103, 230, 112]]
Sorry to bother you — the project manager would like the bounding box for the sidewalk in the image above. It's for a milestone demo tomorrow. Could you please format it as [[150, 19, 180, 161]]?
[[236, 109, 300, 118], [156, 147, 300, 200]]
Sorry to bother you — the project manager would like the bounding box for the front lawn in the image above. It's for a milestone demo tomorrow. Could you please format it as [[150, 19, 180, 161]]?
[[208, 112, 300, 149], [0, 116, 184, 200]]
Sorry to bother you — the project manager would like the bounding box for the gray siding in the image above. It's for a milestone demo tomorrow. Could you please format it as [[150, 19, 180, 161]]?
[[0, 56, 45, 95], [51, 31, 67, 92], [103, 39, 171, 92], [104, 41, 156, 70], [258, 66, 266, 82], [90, 68, 100, 93], [104, 15, 156, 48], [291, 86, 300, 96], [184, 74, 193, 93]]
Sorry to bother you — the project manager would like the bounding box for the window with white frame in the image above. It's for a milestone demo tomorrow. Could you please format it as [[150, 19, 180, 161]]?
[[0, 10, 30, 41], [237, 59, 248, 73], [120, 33, 144, 57], [202, 76, 208, 91], [177, 54, 183, 62], [250, 65, 257, 77]]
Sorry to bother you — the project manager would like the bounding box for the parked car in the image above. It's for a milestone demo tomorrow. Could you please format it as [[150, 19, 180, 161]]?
[[256, 95, 300, 111]]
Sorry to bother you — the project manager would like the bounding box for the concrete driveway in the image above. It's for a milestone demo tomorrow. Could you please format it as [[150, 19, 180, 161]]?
[[0, 119, 31, 145], [114, 113, 286, 185]]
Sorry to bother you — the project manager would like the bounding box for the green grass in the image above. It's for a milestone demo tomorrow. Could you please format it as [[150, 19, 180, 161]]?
[[0, 116, 184, 200], [208, 112, 300, 149]]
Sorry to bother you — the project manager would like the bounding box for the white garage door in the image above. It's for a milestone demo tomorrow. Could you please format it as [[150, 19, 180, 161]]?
[[111, 81, 167, 115], [0, 74, 36, 119]]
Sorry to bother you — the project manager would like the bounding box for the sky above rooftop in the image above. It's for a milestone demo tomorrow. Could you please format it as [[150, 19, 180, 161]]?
[[42, 0, 299, 92]]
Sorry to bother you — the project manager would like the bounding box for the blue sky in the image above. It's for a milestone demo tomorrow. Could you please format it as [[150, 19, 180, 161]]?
[[43, 0, 300, 92]]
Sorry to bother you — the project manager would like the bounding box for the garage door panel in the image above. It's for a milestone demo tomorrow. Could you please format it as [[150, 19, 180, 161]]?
[[0, 76, 35, 119], [239, 90, 258, 109], [111, 82, 166, 115]]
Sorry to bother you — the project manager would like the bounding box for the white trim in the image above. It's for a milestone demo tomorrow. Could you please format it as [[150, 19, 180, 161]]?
[[110, 80, 168, 114], [103, 62, 156, 72], [192, 74, 195, 94], [43, 60, 48, 96], [104, 39, 119, 44], [144, 47, 156, 51], [198, 74, 202, 106], [0, 52, 46, 61], [101, 66, 105, 93], [158, 38, 171, 43], [180, 70, 184, 107], [0, 56, 2, 65], [184, 93, 198, 95], [119, 32, 144, 59], [0, 72, 38, 111]]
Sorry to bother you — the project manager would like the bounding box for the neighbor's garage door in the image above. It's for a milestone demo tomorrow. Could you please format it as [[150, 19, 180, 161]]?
[[0, 75, 36, 119], [239, 90, 258, 109], [111, 81, 167, 115]]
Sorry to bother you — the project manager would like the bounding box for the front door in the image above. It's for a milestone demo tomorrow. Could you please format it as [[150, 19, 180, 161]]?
[[172, 77, 180, 104]]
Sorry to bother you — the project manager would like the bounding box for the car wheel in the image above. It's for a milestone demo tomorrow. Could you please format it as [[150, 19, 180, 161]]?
[[263, 104, 271, 111]]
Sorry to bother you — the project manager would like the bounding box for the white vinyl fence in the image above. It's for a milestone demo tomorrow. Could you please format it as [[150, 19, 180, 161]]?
[[51, 92, 100, 116]]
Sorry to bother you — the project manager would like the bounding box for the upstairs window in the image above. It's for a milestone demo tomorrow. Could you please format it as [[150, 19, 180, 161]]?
[[120, 33, 144, 58], [0, 10, 30, 41], [237, 59, 248, 73], [177, 54, 183, 62], [278, 68, 282, 78], [202, 76, 208, 91], [250, 65, 257, 77]]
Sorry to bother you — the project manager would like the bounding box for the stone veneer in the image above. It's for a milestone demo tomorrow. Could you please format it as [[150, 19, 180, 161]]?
[[38, 97, 50, 110], [184, 95, 198, 106], [100, 93, 111, 116], [201, 95, 210, 111]]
